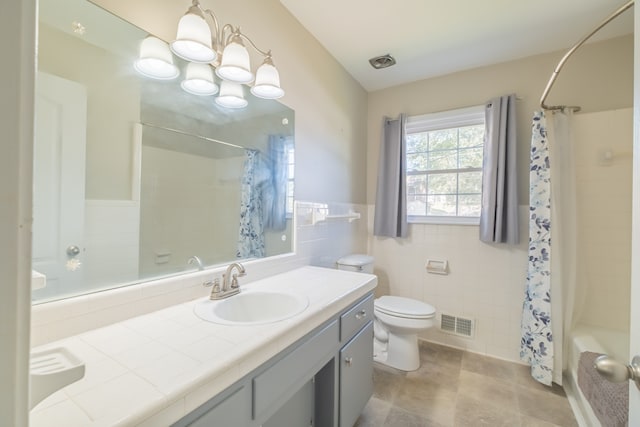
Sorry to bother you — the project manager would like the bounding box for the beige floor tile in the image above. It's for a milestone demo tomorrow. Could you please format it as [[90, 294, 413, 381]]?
[[393, 376, 457, 426], [515, 385, 579, 427], [383, 407, 441, 427], [457, 370, 518, 410], [367, 342, 577, 427], [520, 413, 568, 427], [373, 365, 407, 401], [461, 351, 516, 382], [354, 397, 392, 427], [454, 394, 521, 427]]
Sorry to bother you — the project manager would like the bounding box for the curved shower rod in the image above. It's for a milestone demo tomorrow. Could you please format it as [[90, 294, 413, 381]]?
[[540, 0, 634, 112]]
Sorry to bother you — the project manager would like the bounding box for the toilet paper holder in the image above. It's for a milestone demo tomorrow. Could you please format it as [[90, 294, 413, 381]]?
[[426, 259, 449, 275]]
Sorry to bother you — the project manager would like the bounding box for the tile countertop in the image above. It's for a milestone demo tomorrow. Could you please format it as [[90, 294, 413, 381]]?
[[30, 266, 377, 427]]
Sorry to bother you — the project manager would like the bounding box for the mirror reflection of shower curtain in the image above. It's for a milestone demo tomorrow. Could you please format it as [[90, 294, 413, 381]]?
[[237, 149, 265, 258], [237, 137, 288, 258]]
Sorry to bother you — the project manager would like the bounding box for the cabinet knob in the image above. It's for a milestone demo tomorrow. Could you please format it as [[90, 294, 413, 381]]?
[[355, 310, 367, 320], [345, 357, 353, 366]]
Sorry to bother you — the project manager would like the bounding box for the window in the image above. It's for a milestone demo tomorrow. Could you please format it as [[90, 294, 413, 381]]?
[[405, 106, 485, 225]]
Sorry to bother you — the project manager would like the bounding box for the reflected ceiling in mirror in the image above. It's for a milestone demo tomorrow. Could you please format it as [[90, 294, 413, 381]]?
[[32, 0, 295, 303]]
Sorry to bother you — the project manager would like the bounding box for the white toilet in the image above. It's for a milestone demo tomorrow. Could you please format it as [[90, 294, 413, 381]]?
[[336, 254, 436, 371]]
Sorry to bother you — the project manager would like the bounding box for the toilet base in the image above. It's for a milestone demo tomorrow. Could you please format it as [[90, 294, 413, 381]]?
[[373, 333, 420, 371]]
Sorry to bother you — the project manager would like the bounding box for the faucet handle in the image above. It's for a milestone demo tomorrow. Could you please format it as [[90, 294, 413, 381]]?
[[231, 274, 240, 289], [206, 278, 221, 299]]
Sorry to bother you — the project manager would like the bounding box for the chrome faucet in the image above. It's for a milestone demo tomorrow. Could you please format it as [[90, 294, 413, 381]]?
[[188, 255, 204, 271], [210, 262, 246, 300]]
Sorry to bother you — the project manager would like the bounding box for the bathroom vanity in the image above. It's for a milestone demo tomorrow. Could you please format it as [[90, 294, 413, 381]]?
[[29, 267, 377, 427], [177, 293, 374, 427]]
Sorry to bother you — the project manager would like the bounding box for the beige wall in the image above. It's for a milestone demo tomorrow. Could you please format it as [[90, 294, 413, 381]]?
[[367, 35, 633, 205], [94, 0, 369, 204]]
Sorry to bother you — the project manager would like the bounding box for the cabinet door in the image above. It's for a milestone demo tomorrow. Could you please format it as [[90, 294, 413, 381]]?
[[263, 379, 314, 427], [186, 385, 250, 427], [339, 322, 373, 427]]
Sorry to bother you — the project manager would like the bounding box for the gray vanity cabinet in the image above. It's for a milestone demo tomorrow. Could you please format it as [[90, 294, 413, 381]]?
[[174, 292, 374, 427], [339, 322, 374, 427], [185, 384, 251, 427]]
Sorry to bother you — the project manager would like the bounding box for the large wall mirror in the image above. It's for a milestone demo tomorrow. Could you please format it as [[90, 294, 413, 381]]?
[[32, 0, 295, 303]]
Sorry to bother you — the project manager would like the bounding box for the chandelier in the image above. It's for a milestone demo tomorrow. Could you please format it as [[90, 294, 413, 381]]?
[[134, 0, 284, 109]]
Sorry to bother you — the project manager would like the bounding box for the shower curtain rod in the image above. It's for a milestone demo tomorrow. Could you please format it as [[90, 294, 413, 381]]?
[[539, 0, 634, 112]]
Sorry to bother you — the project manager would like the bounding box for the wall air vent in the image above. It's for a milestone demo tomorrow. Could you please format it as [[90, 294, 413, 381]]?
[[440, 313, 475, 338]]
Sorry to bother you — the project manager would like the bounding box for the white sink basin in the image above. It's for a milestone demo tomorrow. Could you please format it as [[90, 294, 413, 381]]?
[[194, 290, 309, 325]]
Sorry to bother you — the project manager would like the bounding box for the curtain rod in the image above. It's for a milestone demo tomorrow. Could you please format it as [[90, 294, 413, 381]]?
[[539, 0, 634, 112]]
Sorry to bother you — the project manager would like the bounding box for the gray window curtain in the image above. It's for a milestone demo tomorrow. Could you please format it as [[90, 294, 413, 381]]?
[[373, 114, 408, 238], [480, 94, 519, 244]]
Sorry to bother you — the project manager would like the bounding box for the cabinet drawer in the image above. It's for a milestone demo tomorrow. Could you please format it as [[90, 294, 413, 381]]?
[[340, 294, 374, 342], [253, 319, 339, 420]]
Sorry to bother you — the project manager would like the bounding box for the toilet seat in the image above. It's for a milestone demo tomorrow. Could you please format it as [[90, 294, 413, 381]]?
[[375, 296, 435, 320]]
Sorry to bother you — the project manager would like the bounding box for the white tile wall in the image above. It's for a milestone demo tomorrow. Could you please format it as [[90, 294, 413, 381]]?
[[573, 108, 632, 333], [367, 205, 529, 362]]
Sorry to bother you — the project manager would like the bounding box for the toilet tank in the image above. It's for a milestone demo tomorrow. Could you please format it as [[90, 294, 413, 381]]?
[[336, 254, 374, 274]]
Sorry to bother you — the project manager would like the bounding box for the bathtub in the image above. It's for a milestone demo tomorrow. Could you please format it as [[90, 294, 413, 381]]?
[[565, 324, 629, 427]]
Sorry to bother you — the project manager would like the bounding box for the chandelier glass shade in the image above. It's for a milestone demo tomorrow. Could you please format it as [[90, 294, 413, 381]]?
[[134, 0, 284, 108], [181, 62, 219, 96], [134, 36, 180, 80]]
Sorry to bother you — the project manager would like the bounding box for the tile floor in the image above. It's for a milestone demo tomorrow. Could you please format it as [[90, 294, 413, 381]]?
[[355, 341, 578, 427]]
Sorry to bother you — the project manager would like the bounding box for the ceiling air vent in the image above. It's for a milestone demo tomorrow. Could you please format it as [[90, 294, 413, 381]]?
[[369, 54, 396, 70]]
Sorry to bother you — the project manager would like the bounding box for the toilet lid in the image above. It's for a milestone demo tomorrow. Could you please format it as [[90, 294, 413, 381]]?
[[375, 296, 435, 319]]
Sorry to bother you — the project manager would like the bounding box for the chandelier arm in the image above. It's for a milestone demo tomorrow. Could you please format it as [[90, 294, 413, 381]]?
[[221, 24, 236, 46], [237, 32, 271, 58], [201, 9, 222, 48]]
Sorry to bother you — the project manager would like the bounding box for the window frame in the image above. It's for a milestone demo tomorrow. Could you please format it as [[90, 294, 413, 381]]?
[[405, 105, 485, 226]]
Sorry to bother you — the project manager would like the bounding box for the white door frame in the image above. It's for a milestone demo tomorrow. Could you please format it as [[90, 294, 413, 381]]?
[[629, 4, 640, 425], [0, 0, 36, 425]]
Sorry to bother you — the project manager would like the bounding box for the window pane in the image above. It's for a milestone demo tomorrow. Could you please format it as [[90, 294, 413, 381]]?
[[459, 125, 484, 148], [427, 195, 456, 216], [407, 153, 428, 172], [428, 173, 456, 195], [458, 171, 482, 193], [429, 129, 457, 151], [459, 194, 481, 217], [407, 133, 428, 153], [428, 150, 457, 170], [407, 174, 426, 195], [408, 194, 426, 216], [458, 147, 483, 168]]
